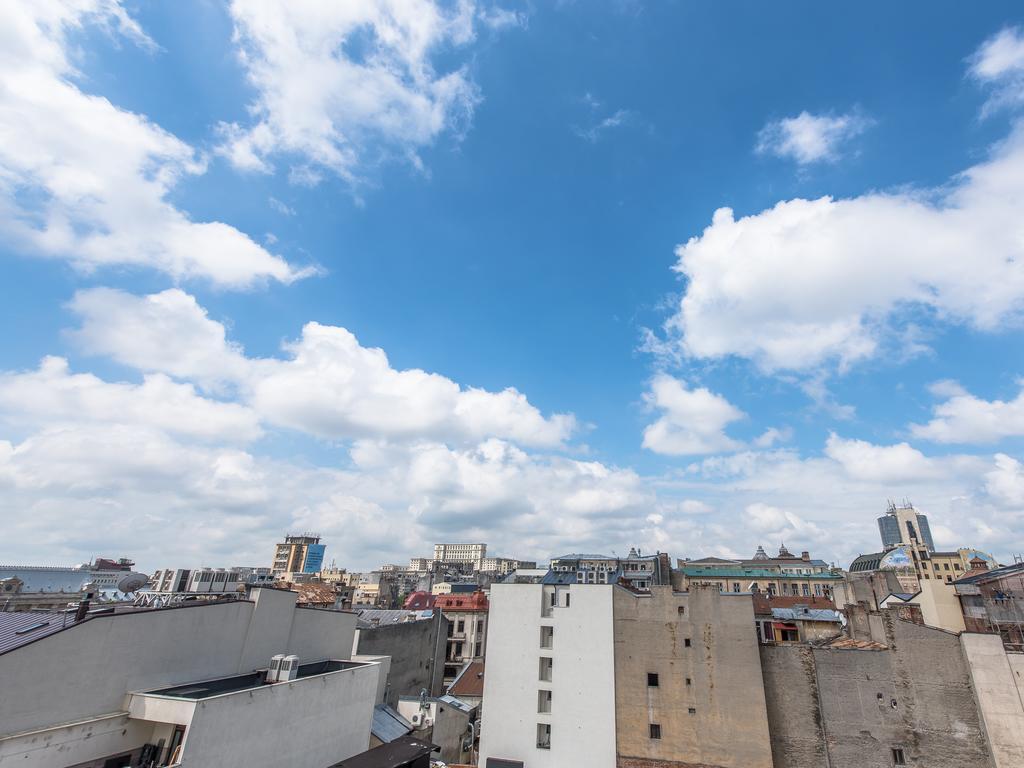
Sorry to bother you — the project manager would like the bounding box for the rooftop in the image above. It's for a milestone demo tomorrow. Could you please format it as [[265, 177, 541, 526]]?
[[0, 612, 72, 655], [448, 660, 484, 699], [356, 609, 434, 628], [679, 566, 840, 580], [771, 607, 843, 623], [371, 704, 413, 744], [144, 659, 365, 700], [329, 735, 437, 768]]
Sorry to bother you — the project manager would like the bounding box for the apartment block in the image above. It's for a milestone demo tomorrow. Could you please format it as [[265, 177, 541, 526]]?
[[479, 579, 772, 768]]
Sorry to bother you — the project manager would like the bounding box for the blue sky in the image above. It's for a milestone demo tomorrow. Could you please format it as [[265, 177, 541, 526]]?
[[2, 1, 1024, 571]]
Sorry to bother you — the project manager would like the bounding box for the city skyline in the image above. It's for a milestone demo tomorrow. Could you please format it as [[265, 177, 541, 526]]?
[[2, 2, 1024, 572]]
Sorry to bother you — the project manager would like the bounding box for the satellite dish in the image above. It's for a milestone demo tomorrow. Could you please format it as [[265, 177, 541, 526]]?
[[116, 573, 149, 594]]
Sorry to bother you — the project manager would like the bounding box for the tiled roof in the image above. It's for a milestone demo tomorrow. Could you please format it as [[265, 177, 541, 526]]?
[[954, 562, 1024, 585], [0, 612, 72, 655], [448, 660, 484, 698], [434, 592, 488, 612]]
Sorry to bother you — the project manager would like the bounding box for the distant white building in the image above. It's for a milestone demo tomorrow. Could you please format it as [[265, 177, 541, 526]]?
[[0, 587, 383, 768], [433, 543, 487, 570]]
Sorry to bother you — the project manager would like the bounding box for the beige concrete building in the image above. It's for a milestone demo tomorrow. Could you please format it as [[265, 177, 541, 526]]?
[[613, 584, 773, 768]]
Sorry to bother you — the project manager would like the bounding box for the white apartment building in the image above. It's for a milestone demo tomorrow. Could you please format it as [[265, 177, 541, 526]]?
[[480, 578, 617, 768], [0, 587, 384, 768], [433, 543, 487, 570]]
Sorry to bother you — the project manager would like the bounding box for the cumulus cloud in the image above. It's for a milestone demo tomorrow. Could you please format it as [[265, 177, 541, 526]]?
[[912, 380, 1024, 444], [0, 357, 261, 443], [969, 26, 1024, 114], [641, 374, 745, 456], [667, 120, 1024, 373], [823, 433, 946, 483], [0, 1, 305, 288], [69, 287, 575, 448], [986, 453, 1024, 507], [756, 110, 872, 165], [220, 0, 486, 182]]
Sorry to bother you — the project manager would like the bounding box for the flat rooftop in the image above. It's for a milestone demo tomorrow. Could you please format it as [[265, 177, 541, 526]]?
[[145, 659, 367, 700]]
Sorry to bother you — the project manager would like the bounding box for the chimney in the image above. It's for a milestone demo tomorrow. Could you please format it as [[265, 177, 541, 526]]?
[[801, 551, 810, 561], [74, 599, 90, 623]]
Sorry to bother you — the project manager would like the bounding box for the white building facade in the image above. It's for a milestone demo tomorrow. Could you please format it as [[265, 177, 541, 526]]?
[[479, 580, 616, 768]]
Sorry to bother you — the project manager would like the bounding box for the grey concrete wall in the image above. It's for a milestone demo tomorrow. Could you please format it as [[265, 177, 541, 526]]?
[[762, 615, 994, 768], [355, 611, 448, 707], [613, 585, 773, 768], [962, 634, 1024, 767]]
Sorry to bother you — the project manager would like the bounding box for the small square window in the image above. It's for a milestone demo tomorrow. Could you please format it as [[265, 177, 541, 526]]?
[[684, 638, 691, 648], [677, 606, 685, 616], [688, 707, 696, 715], [891, 747, 906, 765], [685, 677, 692, 686], [647, 673, 659, 687], [649, 724, 661, 740]]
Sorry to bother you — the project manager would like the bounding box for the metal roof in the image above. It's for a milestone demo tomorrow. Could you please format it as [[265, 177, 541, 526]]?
[[328, 735, 437, 768], [953, 561, 1024, 585], [771, 607, 842, 623], [437, 694, 474, 713], [355, 609, 433, 629], [0, 612, 73, 654], [540, 571, 577, 585], [371, 704, 413, 743], [0, 566, 95, 593]]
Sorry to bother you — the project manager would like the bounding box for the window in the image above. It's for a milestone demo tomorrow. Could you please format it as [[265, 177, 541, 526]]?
[[688, 707, 696, 715], [649, 724, 661, 740], [540, 626, 553, 649], [684, 638, 691, 648], [677, 606, 685, 616], [536, 723, 551, 750], [457, 619, 465, 632], [647, 673, 659, 687], [791, 583, 798, 594], [943, 563, 950, 571], [814, 584, 822, 597], [891, 747, 906, 765], [685, 677, 692, 686], [538, 689, 552, 713], [732, 582, 740, 593], [539, 657, 553, 682], [802, 584, 810, 596], [565, 592, 571, 607]]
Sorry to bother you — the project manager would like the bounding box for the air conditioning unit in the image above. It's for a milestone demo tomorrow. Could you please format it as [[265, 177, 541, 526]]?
[[411, 713, 423, 727], [267, 654, 285, 683], [281, 654, 299, 682]]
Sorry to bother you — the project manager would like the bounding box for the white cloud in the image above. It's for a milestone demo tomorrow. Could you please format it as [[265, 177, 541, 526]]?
[[479, 7, 528, 30], [69, 288, 250, 390], [573, 109, 632, 143], [69, 287, 575, 448], [642, 374, 744, 455], [0, 356, 261, 443], [986, 453, 1024, 507], [0, 1, 305, 288], [824, 433, 944, 483], [667, 120, 1024, 373], [220, 0, 485, 182], [911, 380, 1024, 444], [756, 110, 872, 165], [969, 26, 1024, 114]]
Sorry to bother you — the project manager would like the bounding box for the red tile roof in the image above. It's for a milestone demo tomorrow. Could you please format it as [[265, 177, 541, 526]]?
[[434, 591, 488, 612], [448, 660, 484, 698]]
